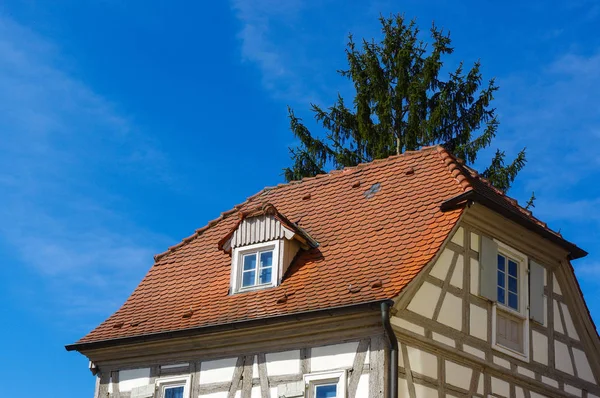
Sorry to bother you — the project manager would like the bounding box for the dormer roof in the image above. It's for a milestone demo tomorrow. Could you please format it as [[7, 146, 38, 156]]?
[[217, 203, 318, 253]]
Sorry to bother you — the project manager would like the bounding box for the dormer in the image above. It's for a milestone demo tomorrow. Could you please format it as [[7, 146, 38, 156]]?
[[218, 204, 317, 294]]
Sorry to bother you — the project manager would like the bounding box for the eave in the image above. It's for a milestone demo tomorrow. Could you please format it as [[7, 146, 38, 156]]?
[[440, 190, 587, 260]]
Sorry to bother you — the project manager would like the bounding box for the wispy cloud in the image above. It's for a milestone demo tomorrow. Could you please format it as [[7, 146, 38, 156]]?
[[0, 15, 173, 328], [495, 48, 600, 200], [230, 0, 333, 104]]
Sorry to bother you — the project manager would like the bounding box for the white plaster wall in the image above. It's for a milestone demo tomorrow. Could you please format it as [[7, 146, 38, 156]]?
[[463, 344, 485, 360], [470, 258, 479, 295], [414, 383, 438, 398], [432, 332, 455, 347], [470, 232, 479, 252], [469, 303, 487, 341], [199, 392, 227, 398], [408, 282, 441, 319], [355, 373, 369, 397], [516, 386, 525, 398], [252, 355, 259, 379], [554, 340, 574, 375], [531, 392, 550, 398], [449, 257, 463, 288], [265, 350, 300, 375], [541, 376, 558, 388], [429, 249, 453, 281], [553, 274, 562, 295], [436, 292, 462, 330], [391, 316, 425, 335], [200, 358, 237, 384], [119, 368, 150, 392], [517, 366, 535, 379], [250, 386, 261, 398], [398, 377, 409, 398], [491, 377, 510, 397], [311, 342, 358, 372], [493, 356, 510, 369], [450, 227, 464, 246], [553, 300, 565, 334], [532, 330, 548, 365], [560, 302, 580, 340], [406, 346, 437, 378], [445, 360, 471, 390], [572, 348, 596, 383], [564, 384, 581, 397]]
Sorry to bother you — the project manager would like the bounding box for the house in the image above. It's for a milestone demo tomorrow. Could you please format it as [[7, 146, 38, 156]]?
[[66, 146, 600, 398]]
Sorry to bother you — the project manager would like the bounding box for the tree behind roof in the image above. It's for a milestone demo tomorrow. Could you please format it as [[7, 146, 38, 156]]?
[[284, 14, 526, 193]]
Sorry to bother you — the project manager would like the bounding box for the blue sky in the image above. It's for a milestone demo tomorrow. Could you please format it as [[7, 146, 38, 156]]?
[[0, 1, 598, 396]]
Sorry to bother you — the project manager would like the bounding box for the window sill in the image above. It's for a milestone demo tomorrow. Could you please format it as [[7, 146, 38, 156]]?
[[492, 342, 528, 363], [234, 283, 276, 294]]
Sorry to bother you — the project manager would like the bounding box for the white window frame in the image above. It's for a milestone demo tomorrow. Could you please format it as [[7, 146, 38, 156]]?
[[155, 375, 191, 398], [304, 370, 347, 398], [231, 240, 280, 294], [491, 240, 530, 361]]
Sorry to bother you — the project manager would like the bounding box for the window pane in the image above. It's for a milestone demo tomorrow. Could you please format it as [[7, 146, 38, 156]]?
[[497, 270, 505, 288], [242, 270, 256, 287], [315, 384, 337, 398], [260, 251, 273, 268], [243, 254, 257, 271], [508, 260, 518, 277], [497, 254, 505, 272], [165, 386, 184, 398], [508, 276, 518, 293], [259, 266, 272, 284], [498, 287, 505, 304], [508, 292, 518, 310]]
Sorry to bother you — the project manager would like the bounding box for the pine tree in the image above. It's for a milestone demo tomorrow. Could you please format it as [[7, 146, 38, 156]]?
[[284, 14, 526, 193]]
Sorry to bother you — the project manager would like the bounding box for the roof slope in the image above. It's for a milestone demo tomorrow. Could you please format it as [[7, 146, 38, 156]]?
[[73, 146, 580, 346]]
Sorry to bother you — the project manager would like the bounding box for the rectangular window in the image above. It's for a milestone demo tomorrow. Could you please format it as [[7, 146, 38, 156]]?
[[497, 254, 519, 311], [155, 375, 190, 398], [304, 370, 346, 398], [241, 249, 273, 288], [315, 383, 338, 398], [486, 240, 530, 361], [164, 386, 184, 398]]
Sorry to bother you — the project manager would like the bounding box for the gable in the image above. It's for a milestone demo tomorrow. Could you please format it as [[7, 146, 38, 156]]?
[[391, 205, 600, 396]]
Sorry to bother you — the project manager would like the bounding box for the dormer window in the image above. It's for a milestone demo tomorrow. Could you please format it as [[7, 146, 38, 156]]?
[[218, 204, 317, 295], [242, 248, 273, 288], [234, 241, 280, 292]]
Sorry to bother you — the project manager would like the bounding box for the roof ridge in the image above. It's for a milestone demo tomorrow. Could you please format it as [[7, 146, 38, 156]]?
[[434, 146, 473, 192], [153, 146, 444, 263], [245, 146, 442, 201], [436, 148, 557, 235]]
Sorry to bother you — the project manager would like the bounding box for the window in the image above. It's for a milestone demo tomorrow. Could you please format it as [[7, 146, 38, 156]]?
[[497, 254, 519, 311], [315, 383, 337, 398], [231, 241, 280, 293], [164, 386, 184, 398], [304, 370, 346, 398], [487, 239, 530, 360], [155, 375, 190, 398], [241, 250, 273, 288]]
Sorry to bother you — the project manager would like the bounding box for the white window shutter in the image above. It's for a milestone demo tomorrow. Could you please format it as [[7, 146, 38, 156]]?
[[480, 236, 498, 301], [529, 260, 545, 324]]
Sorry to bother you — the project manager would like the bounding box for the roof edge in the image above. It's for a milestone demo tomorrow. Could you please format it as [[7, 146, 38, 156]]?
[[440, 190, 587, 260], [66, 299, 388, 353]]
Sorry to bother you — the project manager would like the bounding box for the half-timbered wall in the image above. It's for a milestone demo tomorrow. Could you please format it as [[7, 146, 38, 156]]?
[[94, 337, 385, 398], [392, 218, 600, 398]]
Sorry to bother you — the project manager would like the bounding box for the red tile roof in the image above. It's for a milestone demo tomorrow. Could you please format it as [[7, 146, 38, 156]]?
[[72, 146, 581, 346]]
